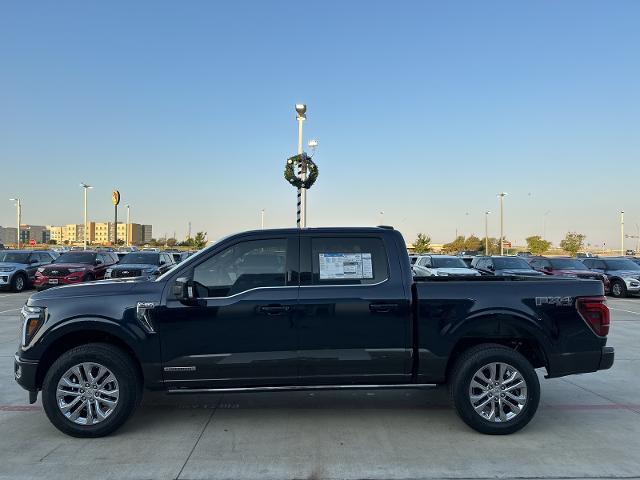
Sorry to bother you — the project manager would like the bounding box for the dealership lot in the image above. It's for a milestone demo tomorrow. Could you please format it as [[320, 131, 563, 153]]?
[[1, 291, 639, 480]]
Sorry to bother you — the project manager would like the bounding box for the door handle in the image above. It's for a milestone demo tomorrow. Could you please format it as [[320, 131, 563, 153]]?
[[259, 305, 291, 315], [369, 303, 399, 313]]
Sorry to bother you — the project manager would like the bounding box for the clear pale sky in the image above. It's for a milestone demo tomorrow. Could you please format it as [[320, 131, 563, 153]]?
[[1, 1, 638, 248]]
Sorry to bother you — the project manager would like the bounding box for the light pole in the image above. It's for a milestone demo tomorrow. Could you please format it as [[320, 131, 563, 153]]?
[[80, 183, 93, 250], [295, 104, 307, 228], [261, 209, 265, 229], [484, 211, 491, 255], [498, 192, 508, 255], [379, 211, 384, 225], [9, 198, 21, 248], [126, 204, 131, 247], [621, 210, 625, 255]]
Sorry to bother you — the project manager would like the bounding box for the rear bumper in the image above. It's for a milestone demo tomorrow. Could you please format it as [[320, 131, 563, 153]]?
[[547, 346, 614, 378]]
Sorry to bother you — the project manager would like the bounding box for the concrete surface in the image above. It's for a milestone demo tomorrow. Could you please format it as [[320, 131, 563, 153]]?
[[0, 289, 639, 480]]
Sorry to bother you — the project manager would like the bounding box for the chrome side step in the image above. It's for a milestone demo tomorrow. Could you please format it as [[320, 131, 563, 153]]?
[[167, 383, 438, 394]]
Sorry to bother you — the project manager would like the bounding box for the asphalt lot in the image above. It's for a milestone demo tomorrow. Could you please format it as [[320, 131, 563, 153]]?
[[0, 290, 639, 480]]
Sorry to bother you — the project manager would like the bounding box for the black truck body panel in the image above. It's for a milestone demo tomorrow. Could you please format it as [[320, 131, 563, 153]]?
[[15, 227, 613, 397]]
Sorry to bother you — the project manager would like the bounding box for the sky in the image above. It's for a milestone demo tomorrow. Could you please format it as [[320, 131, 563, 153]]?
[[1, 1, 639, 248]]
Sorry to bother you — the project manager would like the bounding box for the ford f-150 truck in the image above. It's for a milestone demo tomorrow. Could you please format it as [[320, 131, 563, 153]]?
[[14, 227, 614, 437]]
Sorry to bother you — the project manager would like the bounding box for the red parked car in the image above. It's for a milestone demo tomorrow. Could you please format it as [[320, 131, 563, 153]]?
[[528, 256, 610, 294], [33, 251, 118, 290]]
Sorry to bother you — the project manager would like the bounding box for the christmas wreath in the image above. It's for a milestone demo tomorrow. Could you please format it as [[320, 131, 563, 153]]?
[[284, 153, 319, 189]]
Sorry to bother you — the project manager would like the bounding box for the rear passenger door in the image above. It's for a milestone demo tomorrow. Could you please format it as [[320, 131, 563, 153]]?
[[296, 233, 412, 384]]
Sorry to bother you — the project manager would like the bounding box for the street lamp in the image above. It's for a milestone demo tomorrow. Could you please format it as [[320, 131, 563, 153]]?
[[8, 198, 21, 249], [126, 204, 131, 247], [295, 104, 307, 228], [497, 193, 508, 255], [80, 183, 93, 250], [620, 210, 625, 255], [261, 209, 265, 229], [484, 211, 491, 255]]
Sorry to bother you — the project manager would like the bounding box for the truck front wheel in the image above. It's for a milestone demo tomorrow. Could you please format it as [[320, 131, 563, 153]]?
[[42, 343, 141, 437], [449, 344, 540, 435]]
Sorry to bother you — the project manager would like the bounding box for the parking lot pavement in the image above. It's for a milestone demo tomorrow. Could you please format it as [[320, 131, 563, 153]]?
[[0, 291, 639, 480]]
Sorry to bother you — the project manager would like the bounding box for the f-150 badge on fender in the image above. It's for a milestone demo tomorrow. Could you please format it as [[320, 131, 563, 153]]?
[[535, 296, 573, 306]]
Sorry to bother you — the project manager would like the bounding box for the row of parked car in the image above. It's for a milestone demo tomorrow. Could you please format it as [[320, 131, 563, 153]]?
[[0, 249, 194, 292], [410, 253, 640, 298]]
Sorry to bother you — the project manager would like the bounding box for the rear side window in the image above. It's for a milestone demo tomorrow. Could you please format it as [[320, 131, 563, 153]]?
[[310, 237, 388, 285]]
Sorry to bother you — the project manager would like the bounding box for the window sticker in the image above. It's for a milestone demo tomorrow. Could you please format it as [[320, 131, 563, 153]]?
[[319, 253, 374, 280]]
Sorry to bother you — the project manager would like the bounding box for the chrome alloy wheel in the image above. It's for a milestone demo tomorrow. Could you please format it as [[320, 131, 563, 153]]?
[[469, 362, 528, 422], [56, 362, 120, 425]]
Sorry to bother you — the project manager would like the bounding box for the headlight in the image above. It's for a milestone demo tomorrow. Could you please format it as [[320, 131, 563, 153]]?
[[436, 271, 449, 276], [21, 305, 46, 347], [0, 266, 16, 272], [36, 267, 45, 273], [67, 268, 85, 273]]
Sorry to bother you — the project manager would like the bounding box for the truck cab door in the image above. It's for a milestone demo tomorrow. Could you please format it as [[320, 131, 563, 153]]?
[[296, 233, 412, 384], [156, 235, 299, 389]]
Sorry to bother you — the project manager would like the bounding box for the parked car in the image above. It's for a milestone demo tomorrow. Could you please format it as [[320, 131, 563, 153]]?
[[413, 254, 480, 277], [0, 250, 57, 292], [408, 254, 419, 266], [33, 251, 118, 290], [105, 251, 175, 279], [577, 252, 597, 258], [0, 242, 5, 250], [516, 251, 532, 257], [625, 249, 636, 256], [528, 256, 610, 294], [169, 251, 193, 264], [579, 257, 640, 297], [471, 256, 545, 276], [15, 227, 613, 437]]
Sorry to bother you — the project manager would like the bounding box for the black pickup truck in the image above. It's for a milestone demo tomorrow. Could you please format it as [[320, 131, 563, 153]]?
[[14, 227, 614, 437]]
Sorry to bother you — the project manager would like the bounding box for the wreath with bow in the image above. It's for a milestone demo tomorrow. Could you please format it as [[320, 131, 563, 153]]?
[[284, 153, 319, 189]]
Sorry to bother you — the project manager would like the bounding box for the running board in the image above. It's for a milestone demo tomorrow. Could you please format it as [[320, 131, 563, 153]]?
[[167, 383, 438, 394]]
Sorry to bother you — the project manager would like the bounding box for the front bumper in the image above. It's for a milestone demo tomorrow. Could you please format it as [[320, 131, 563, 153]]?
[[14, 354, 39, 402], [34, 274, 84, 290], [0, 271, 15, 288]]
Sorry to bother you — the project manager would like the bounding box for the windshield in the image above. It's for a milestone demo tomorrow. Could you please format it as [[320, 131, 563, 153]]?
[[494, 257, 532, 270], [604, 259, 640, 271], [0, 252, 30, 263], [432, 257, 468, 268], [54, 252, 96, 264], [119, 253, 159, 265], [549, 259, 588, 270]]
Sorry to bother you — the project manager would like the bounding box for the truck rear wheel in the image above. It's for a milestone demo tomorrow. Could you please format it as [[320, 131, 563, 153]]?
[[42, 343, 141, 438], [449, 344, 540, 435]]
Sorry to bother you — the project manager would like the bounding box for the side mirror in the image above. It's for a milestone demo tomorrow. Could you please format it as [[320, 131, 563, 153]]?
[[487, 265, 495, 271], [544, 266, 553, 272], [173, 277, 198, 304], [30, 258, 39, 264], [159, 260, 166, 265], [95, 259, 103, 266]]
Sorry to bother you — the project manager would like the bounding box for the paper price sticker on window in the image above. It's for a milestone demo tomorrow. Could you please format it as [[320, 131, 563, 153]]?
[[319, 253, 373, 280]]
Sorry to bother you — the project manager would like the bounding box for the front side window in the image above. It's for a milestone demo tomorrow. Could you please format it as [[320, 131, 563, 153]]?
[[310, 237, 388, 285], [193, 238, 288, 297]]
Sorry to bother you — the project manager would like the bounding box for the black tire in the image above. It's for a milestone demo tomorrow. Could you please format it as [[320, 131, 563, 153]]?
[[11, 272, 27, 292], [610, 279, 627, 298], [42, 343, 142, 438], [449, 344, 540, 435]]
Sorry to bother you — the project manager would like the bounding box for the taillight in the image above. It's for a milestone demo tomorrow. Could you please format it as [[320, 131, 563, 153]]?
[[576, 296, 610, 337]]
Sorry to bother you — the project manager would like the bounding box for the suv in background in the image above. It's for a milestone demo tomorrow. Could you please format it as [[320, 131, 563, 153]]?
[[33, 251, 118, 290], [413, 254, 480, 277], [579, 257, 640, 298], [471, 256, 545, 276], [528, 256, 610, 294], [105, 251, 175, 279], [0, 250, 57, 292]]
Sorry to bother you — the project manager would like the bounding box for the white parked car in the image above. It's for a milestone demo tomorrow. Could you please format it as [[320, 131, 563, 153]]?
[[413, 254, 481, 277]]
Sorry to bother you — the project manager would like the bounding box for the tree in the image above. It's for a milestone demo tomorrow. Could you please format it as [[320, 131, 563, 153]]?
[[166, 238, 177, 247], [442, 236, 466, 254], [48, 239, 57, 245], [412, 233, 432, 254], [480, 237, 500, 255], [193, 231, 207, 249], [526, 235, 551, 255], [464, 235, 482, 252], [560, 232, 586, 257]]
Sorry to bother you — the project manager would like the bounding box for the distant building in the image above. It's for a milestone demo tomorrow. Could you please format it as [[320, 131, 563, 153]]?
[[0, 226, 18, 245], [19, 225, 50, 244], [141, 225, 153, 243], [47, 222, 152, 245]]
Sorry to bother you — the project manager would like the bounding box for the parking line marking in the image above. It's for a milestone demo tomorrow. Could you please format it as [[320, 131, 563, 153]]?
[[0, 308, 20, 314]]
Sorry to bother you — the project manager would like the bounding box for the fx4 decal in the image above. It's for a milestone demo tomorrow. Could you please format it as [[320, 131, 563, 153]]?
[[535, 296, 573, 307]]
